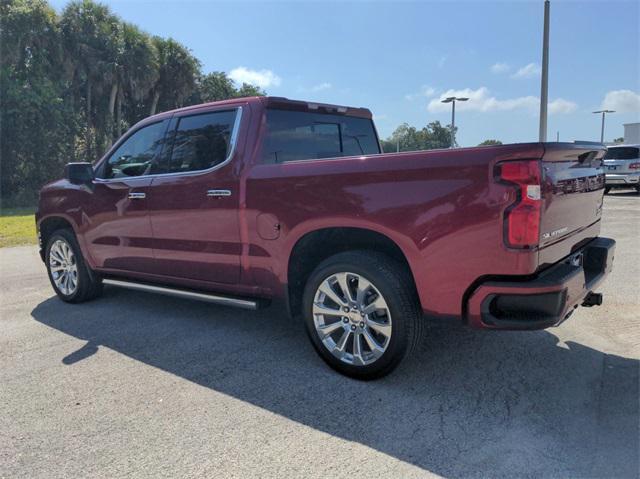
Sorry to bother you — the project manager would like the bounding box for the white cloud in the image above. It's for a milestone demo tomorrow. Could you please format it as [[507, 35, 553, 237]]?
[[601, 89, 640, 113], [511, 62, 541, 79], [427, 87, 576, 115], [309, 82, 332, 92], [229, 67, 281, 88], [491, 62, 510, 74], [405, 85, 437, 101], [548, 98, 578, 114]]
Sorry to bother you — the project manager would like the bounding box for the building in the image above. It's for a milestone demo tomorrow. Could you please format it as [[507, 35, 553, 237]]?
[[624, 122, 640, 144]]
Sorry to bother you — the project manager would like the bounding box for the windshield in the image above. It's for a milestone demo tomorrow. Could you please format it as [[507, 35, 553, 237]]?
[[604, 147, 639, 160]]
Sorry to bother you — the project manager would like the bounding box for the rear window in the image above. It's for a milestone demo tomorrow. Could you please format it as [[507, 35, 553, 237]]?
[[261, 109, 380, 163], [604, 147, 639, 160], [167, 109, 237, 173]]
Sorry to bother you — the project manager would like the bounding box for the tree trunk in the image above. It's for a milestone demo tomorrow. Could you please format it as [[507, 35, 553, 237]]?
[[116, 90, 122, 138], [108, 82, 118, 117], [85, 80, 92, 158], [107, 82, 118, 146], [150, 90, 160, 115]]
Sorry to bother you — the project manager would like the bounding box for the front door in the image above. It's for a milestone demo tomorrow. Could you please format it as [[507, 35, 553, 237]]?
[[147, 108, 243, 284], [83, 119, 169, 273]]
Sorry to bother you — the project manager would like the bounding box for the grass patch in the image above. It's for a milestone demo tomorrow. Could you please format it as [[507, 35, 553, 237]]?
[[0, 207, 37, 248]]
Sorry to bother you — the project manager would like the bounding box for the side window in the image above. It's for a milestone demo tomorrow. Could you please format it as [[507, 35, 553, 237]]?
[[100, 121, 167, 179], [167, 110, 237, 174], [261, 109, 380, 163]]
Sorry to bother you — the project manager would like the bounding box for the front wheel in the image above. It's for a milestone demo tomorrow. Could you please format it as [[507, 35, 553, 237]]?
[[302, 251, 423, 379], [45, 229, 102, 303], [604, 187, 611, 194]]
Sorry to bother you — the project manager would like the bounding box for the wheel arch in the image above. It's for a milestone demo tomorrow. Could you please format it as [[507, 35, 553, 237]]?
[[285, 226, 420, 318], [38, 214, 78, 262]]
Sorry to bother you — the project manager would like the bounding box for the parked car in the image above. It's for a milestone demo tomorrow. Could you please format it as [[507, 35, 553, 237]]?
[[603, 144, 640, 194], [36, 97, 615, 379]]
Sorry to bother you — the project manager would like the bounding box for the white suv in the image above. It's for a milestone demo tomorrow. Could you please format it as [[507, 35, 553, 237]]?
[[603, 144, 640, 194]]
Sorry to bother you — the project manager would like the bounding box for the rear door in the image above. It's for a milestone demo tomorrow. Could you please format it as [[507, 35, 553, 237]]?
[[147, 107, 243, 284]]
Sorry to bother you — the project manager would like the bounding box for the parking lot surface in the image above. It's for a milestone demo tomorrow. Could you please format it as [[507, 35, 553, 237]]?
[[1, 192, 638, 478]]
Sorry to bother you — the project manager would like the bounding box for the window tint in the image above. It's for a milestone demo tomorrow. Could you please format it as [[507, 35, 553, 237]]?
[[261, 109, 380, 163], [167, 110, 237, 173], [604, 147, 639, 160], [101, 121, 167, 179]]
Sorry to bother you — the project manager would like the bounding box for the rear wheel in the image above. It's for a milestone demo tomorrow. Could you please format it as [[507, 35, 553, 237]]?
[[302, 251, 423, 379], [45, 229, 102, 303]]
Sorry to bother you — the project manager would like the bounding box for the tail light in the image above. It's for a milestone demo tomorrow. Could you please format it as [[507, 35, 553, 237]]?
[[629, 162, 640, 170], [498, 160, 542, 248]]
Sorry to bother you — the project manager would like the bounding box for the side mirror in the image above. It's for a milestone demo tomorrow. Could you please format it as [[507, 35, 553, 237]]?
[[65, 162, 94, 185]]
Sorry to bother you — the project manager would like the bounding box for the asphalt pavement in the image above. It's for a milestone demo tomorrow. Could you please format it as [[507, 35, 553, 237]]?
[[1, 191, 638, 478]]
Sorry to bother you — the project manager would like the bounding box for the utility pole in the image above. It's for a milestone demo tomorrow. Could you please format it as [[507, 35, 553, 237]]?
[[441, 96, 469, 148], [593, 110, 615, 143], [539, 0, 550, 142]]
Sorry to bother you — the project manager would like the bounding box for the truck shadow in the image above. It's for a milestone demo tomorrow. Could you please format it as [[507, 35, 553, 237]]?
[[31, 288, 639, 478]]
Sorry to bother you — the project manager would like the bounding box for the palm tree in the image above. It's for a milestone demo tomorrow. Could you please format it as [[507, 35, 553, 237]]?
[[108, 23, 158, 140], [60, 0, 121, 157], [148, 36, 200, 115]]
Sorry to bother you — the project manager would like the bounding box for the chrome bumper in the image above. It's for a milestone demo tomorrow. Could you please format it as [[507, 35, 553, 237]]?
[[605, 173, 640, 185]]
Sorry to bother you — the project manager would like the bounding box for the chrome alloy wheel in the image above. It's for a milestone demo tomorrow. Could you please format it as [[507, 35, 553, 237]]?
[[49, 239, 78, 296], [312, 272, 392, 366]]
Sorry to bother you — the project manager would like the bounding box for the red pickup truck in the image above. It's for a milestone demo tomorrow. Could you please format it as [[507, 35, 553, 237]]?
[[36, 96, 615, 378]]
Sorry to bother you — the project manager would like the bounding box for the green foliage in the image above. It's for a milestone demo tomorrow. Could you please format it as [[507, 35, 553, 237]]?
[[0, 0, 265, 204], [478, 139, 502, 146], [380, 121, 455, 153], [612, 137, 624, 144]]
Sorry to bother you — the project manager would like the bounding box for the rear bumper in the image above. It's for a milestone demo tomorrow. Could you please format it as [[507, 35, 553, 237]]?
[[467, 237, 615, 330], [605, 172, 640, 186]]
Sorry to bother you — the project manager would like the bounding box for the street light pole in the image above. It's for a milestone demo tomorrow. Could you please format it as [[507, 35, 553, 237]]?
[[593, 110, 615, 143], [539, 0, 550, 142], [441, 96, 469, 147]]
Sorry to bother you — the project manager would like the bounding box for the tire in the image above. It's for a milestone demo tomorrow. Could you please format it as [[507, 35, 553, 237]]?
[[302, 250, 423, 380], [604, 187, 611, 194], [45, 229, 103, 303]]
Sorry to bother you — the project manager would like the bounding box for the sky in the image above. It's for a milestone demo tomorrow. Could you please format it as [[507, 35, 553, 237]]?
[[49, 0, 640, 146]]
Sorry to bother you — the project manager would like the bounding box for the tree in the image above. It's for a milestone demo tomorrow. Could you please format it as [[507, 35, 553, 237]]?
[[478, 139, 502, 146], [380, 121, 455, 153], [1, 0, 74, 203], [115, 23, 157, 137], [188, 71, 266, 105], [60, 0, 123, 157], [613, 137, 624, 144], [147, 36, 200, 115], [0, 0, 264, 204]]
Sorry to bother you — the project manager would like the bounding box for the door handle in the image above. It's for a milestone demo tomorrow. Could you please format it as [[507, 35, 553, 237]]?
[[128, 192, 146, 199], [207, 189, 232, 198]]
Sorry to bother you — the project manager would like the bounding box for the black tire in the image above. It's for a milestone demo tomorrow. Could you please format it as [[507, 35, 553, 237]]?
[[636, 185, 640, 195], [45, 228, 103, 303], [302, 250, 423, 380], [604, 187, 611, 194]]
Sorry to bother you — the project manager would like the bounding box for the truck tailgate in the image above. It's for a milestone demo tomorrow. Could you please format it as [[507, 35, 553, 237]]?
[[538, 143, 606, 267]]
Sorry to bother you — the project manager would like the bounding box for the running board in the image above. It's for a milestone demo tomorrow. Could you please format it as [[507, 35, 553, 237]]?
[[102, 278, 259, 310]]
